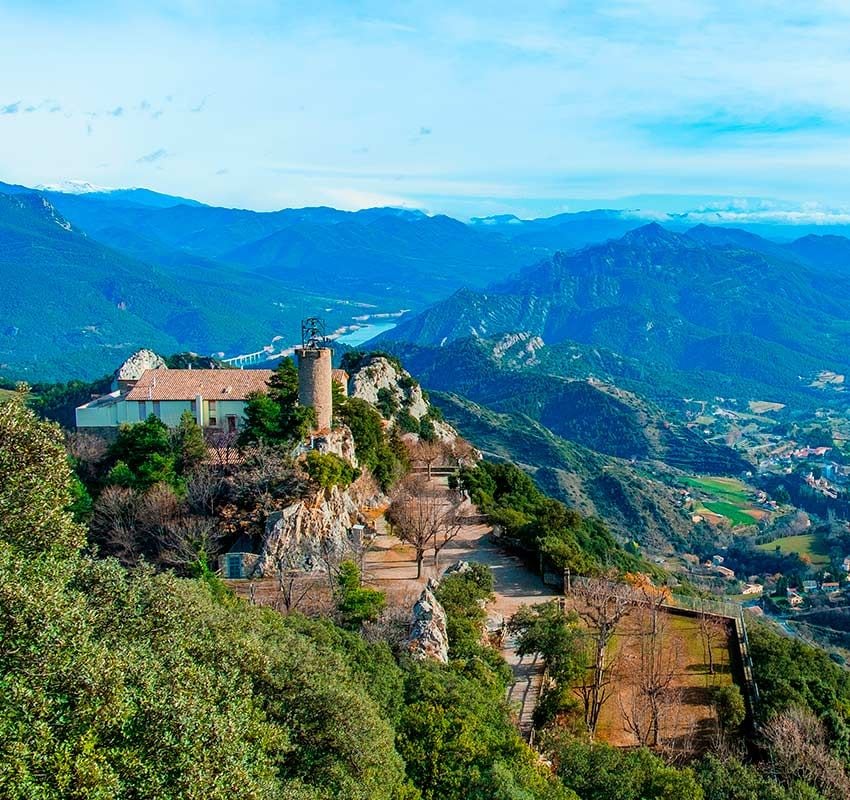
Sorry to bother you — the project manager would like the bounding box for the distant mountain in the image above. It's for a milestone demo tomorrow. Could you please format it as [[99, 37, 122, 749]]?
[[384, 223, 850, 399], [0, 192, 354, 381], [40, 197, 541, 307], [470, 209, 653, 251]]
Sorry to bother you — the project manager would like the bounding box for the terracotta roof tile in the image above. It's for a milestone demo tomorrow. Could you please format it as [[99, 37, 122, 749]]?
[[125, 369, 274, 401]]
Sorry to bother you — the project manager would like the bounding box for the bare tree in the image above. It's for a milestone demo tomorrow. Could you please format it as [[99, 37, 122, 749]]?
[[432, 488, 464, 569], [407, 439, 449, 479], [91, 485, 142, 566], [388, 475, 463, 578], [158, 515, 224, 571], [764, 707, 850, 800], [65, 430, 109, 487], [620, 602, 681, 747], [205, 429, 240, 468], [185, 465, 225, 517], [697, 613, 727, 676], [571, 577, 634, 739]]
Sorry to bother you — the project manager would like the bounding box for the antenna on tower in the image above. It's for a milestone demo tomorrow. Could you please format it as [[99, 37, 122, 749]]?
[[301, 316, 330, 349]]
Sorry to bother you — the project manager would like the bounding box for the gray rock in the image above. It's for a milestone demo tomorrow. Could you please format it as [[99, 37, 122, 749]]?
[[251, 485, 360, 577], [406, 578, 450, 663]]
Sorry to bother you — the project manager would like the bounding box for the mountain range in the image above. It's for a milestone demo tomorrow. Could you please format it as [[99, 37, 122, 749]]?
[[382, 222, 850, 406]]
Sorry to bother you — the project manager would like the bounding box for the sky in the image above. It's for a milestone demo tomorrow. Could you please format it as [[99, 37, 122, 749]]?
[[2, 0, 850, 220]]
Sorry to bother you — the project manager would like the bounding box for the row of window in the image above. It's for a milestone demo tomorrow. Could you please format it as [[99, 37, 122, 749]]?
[[135, 400, 238, 431]]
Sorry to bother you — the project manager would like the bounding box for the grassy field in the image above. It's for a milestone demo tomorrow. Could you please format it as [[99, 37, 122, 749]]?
[[684, 476, 765, 527], [756, 533, 830, 565], [592, 610, 734, 750]]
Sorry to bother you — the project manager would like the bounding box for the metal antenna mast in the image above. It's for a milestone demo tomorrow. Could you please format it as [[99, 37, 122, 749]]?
[[300, 317, 330, 349]]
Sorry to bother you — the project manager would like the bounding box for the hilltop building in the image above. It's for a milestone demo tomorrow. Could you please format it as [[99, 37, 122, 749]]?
[[76, 367, 273, 434]]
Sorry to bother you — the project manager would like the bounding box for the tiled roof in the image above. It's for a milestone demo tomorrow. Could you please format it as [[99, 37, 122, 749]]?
[[126, 369, 274, 401], [332, 369, 349, 383]]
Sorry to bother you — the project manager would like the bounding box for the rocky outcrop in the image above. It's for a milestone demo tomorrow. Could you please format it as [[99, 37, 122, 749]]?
[[349, 355, 459, 442], [114, 349, 166, 386], [406, 578, 449, 663], [250, 486, 360, 577], [491, 331, 545, 367], [311, 425, 358, 467]]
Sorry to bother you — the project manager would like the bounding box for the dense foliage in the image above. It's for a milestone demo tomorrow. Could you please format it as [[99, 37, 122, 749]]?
[[0, 396, 566, 800]]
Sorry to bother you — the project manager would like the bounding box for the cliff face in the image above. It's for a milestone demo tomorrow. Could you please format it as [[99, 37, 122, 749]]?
[[348, 355, 458, 441], [251, 486, 360, 577]]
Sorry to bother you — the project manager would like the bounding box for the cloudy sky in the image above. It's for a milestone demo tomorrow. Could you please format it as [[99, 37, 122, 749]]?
[[2, 0, 850, 219]]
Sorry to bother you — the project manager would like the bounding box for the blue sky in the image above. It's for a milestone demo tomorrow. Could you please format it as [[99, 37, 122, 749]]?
[[2, 1, 850, 220]]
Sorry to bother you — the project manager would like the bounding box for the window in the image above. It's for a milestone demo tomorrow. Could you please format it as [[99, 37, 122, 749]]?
[[137, 401, 146, 421], [152, 401, 161, 418], [208, 400, 217, 427], [190, 399, 197, 414], [226, 415, 238, 433]]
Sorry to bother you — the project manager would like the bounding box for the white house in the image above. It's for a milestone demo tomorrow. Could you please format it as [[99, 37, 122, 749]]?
[[76, 368, 274, 433]]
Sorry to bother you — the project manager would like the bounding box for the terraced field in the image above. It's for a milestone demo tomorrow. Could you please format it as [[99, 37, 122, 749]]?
[[684, 475, 767, 527]]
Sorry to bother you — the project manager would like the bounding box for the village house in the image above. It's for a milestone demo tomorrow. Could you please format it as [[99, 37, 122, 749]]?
[[75, 368, 275, 434], [741, 583, 764, 596], [802, 579, 818, 593], [787, 588, 804, 607]]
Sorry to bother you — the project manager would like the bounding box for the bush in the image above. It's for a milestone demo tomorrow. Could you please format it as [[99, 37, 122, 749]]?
[[305, 450, 358, 490]]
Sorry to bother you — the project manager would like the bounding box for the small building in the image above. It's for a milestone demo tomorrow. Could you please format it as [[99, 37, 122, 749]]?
[[842, 556, 850, 573], [821, 581, 841, 594], [76, 368, 274, 433], [802, 580, 818, 593], [712, 554, 725, 566], [787, 589, 804, 607], [742, 583, 764, 596], [714, 565, 736, 580], [220, 535, 260, 579]]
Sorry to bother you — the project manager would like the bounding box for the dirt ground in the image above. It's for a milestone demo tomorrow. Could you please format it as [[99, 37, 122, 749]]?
[[586, 607, 734, 749]]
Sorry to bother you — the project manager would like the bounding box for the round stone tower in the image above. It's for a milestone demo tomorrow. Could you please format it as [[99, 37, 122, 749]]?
[[296, 346, 333, 431]]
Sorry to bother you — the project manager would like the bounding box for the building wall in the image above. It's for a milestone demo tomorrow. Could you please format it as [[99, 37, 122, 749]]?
[[77, 397, 250, 431], [296, 347, 333, 431]]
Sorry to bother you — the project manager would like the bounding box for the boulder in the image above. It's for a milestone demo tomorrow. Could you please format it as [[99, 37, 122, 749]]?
[[406, 578, 450, 664], [250, 485, 360, 576]]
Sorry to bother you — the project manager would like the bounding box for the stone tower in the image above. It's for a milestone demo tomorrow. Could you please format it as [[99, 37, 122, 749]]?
[[295, 318, 333, 432]]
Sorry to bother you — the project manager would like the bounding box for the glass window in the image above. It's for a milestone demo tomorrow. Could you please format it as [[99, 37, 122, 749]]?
[[138, 401, 146, 421], [152, 401, 161, 418], [208, 399, 217, 427]]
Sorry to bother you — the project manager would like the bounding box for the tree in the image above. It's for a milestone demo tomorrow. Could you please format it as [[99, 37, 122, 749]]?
[[305, 450, 359, 491], [571, 577, 633, 738], [241, 358, 315, 445], [698, 613, 728, 676], [763, 706, 850, 800], [107, 415, 180, 491], [620, 602, 681, 748], [712, 684, 745, 733], [388, 475, 463, 578], [0, 392, 86, 553], [172, 410, 207, 475], [336, 561, 386, 629], [408, 438, 449, 480]]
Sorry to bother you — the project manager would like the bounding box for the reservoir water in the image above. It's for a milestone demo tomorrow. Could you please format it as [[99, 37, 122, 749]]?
[[335, 321, 397, 347]]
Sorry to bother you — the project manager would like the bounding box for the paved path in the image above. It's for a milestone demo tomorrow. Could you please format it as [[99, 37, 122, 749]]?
[[363, 493, 558, 739]]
